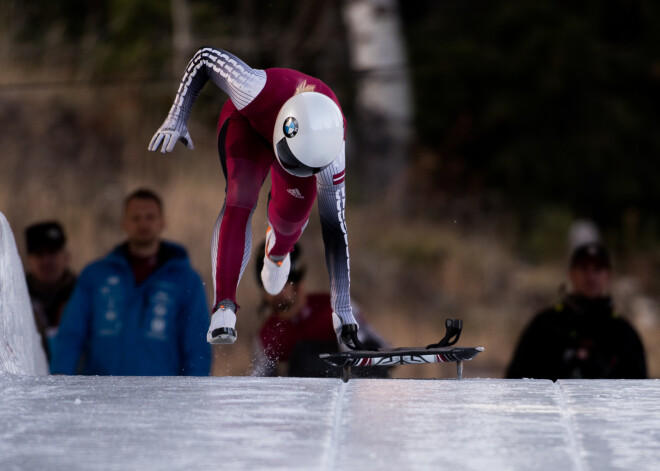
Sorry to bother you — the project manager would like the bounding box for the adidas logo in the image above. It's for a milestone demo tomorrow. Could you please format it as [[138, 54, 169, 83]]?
[[287, 188, 304, 199]]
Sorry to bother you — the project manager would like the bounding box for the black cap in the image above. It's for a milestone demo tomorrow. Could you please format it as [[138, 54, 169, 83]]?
[[25, 221, 66, 254], [570, 242, 611, 269]]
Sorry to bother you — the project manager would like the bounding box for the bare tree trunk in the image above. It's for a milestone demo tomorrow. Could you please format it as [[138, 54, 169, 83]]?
[[0, 0, 18, 63], [342, 0, 413, 209], [171, 0, 193, 76]]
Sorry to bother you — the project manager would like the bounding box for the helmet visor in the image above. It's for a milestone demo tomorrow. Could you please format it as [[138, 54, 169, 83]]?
[[275, 138, 329, 178]]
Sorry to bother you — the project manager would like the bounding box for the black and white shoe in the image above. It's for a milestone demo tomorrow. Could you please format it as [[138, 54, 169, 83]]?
[[207, 304, 237, 344]]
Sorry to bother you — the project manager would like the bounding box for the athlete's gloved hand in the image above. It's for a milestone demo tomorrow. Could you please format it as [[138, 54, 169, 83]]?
[[148, 115, 194, 153], [332, 312, 364, 351]]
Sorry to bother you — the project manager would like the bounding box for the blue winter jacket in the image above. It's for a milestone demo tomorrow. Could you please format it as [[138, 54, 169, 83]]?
[[51, 241, 211, 376]]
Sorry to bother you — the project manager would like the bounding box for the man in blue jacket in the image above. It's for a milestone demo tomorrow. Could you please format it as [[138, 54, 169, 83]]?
[[51, 188, 211, 376]]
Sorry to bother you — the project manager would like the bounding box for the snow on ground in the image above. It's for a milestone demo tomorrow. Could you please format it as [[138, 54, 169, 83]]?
[[0, 212, 48, 376], [2, 214, 660, 471]]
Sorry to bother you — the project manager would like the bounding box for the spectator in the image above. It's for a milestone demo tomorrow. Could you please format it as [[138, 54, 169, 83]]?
[[251, 242, 389, 378], [506, 242, 647, 380], [51, 188, 211, 376], [24, 221, 76, 361]]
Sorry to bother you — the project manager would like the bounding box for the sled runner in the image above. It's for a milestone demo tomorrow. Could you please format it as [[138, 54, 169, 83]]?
[[320, 319, 484, 382]]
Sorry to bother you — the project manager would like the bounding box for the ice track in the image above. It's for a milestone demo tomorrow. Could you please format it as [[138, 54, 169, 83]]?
[[1, 373, 660, 471]]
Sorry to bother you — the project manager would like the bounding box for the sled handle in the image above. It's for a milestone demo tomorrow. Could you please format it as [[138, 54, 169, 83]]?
[[426, 319, 462, 349]]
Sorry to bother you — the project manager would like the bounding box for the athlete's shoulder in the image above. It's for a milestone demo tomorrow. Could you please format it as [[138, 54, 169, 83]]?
[[265, 68, 337, 98]]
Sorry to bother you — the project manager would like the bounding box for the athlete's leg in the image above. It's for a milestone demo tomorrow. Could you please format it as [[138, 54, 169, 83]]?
[[211, 109, 273, 309], [210, 202, 257, 305], [266, 162, 317, 258]]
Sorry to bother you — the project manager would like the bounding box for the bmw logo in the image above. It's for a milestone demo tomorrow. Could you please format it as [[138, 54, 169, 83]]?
[[283, 117, 299, 138]]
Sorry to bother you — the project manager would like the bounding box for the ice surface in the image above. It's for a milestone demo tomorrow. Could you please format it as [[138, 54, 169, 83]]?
[[2, 374, 660, 471], [0, 375, 339, 471], [0, 212, 48, 376], [334, 379, 578, 470], [558, 380, 660, 471]]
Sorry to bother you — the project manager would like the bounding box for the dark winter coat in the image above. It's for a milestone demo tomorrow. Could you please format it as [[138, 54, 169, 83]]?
[[50, 241, 211, 376], [26, 270, 76, 361], [506, 295, 647, 381]]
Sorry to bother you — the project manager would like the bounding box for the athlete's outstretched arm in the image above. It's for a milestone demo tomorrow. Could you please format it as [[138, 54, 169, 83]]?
[[316, 143, 356, 327], [148, 46, 266, 153]]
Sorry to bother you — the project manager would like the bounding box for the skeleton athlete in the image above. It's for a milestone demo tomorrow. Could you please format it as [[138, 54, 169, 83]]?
[[149, 46, 362, 349]]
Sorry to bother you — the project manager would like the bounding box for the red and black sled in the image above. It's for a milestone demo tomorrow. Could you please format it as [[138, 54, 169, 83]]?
[[320, 319, 484, 382]]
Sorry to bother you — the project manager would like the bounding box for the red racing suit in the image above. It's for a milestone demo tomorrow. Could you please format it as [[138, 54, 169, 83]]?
[[161, 47, 354, 326]]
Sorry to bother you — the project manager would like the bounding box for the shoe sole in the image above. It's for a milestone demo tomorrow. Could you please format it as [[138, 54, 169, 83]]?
[[208, 327, 237, 345]]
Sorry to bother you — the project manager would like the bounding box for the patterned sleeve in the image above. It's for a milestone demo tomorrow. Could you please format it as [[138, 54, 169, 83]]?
[[316, 143, 356, 326], [166, 46, 266, 123]]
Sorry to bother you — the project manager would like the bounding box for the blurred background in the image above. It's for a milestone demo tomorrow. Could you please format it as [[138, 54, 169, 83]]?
[[2, 0, 660, 378]]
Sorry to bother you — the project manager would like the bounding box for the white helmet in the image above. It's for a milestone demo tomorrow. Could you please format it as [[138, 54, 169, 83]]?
[[273, 92, 344, 177]]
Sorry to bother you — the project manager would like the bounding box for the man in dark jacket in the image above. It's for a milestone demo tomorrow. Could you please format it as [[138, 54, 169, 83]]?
[[51, 189, 211, 376], [506, 242, 647, 380], [24, 221, 77, 361]]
